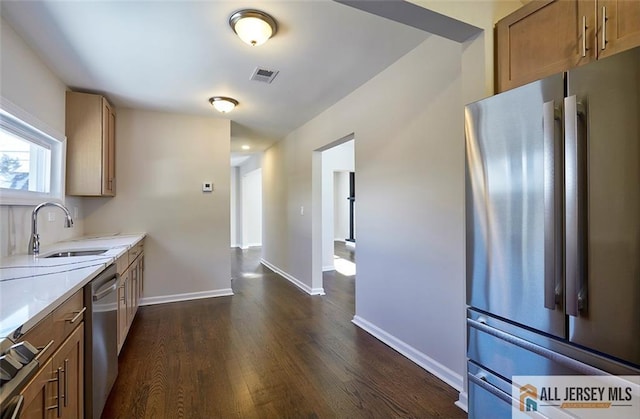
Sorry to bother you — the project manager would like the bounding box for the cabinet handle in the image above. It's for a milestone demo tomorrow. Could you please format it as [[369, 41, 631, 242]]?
[[581, 15, 588, 57], [35, 339, 55, 361], [601, 6, 608, 50], [68, 307, 87, 324], [63, 359, 69, 407]]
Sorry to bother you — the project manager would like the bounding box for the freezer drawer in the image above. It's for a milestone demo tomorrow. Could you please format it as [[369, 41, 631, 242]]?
[[467, 309, 640, 377], [468, 363, 513, 419]]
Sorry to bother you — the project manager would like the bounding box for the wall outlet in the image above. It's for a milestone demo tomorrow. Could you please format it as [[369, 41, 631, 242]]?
[[202, 182, 213, 192], [300, 206, 304, 216]]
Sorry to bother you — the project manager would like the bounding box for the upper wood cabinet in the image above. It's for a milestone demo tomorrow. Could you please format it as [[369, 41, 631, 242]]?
[[65, 91, 116, 196], [598, 0, 640, 58], [495, 0, 640, 92]]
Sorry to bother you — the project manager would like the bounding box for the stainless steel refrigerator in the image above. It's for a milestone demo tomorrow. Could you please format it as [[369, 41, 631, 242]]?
[[465, 46, 640, 417]]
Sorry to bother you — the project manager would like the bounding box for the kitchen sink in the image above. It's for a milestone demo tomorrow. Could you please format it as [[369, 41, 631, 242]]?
[[43, 249, 109, 258]]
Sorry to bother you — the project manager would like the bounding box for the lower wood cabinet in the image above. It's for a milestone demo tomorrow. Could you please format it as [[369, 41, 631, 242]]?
[[116, 241, 144, 353], [19, 325, 84, 419]]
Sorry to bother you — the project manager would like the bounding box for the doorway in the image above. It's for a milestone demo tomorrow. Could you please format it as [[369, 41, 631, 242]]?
[[230, 155, 262, 250], [319, 137, 355, 284], [241, 168, 262, 248]]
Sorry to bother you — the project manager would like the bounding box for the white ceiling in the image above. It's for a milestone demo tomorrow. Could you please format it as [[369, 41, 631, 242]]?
[[0, 0, 430, 159]]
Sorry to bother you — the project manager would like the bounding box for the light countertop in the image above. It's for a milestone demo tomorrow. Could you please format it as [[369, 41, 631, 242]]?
[[0, 233, 145, 339]]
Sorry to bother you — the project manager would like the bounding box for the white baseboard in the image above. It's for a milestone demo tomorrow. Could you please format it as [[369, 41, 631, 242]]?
[[455, 391, 468, 413], [231, 244, 240, 248], [140, 288, 234, 306], [322, 264, 335, 272], [260, 258, 325, 296], [352, 315, 464, 394], [240, 243, 262, 250]]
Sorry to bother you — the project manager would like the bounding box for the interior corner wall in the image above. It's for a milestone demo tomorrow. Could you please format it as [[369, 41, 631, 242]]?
[[262, 35, 466, 390], [82, 109, 232, 302], [0, 18, 84, 258], [408, 0, 524, 97]]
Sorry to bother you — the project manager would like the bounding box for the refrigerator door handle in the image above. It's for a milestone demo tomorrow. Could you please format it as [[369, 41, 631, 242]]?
[[543, 100, 562, 310], [564, 95, 588, 317]]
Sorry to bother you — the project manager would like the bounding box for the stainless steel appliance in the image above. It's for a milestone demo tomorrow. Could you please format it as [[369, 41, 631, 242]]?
[[465, 46, 640, 417], [84, 264, 119, 419]]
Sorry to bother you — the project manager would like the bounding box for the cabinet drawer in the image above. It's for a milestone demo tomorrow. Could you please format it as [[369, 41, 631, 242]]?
[[128, 241, 143, 262], [19, 289, 85, 363], [51, 289, 84, 346], [115, 253, 129, 275]]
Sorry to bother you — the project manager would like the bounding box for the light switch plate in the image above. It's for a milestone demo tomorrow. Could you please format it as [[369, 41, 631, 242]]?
[[202, 182, 213, 192]]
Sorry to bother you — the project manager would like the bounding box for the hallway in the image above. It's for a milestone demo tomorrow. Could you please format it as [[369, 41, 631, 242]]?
[[102, 248, 465, 418]]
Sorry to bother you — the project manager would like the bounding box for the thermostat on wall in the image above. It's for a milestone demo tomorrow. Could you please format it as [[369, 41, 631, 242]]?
[[202, 182, 213, 192]]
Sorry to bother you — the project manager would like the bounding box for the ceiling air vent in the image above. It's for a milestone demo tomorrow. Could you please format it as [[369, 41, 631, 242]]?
[[250, 67, 279, 84]]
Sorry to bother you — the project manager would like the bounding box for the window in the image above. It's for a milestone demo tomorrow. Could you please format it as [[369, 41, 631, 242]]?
[[0, 98, 65, 205]]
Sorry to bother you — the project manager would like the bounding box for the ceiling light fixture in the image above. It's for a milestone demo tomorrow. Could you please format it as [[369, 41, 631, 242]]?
[[229, 9, 277, 46], [242, 145, 251, 150], [209, 96, 238, 113]]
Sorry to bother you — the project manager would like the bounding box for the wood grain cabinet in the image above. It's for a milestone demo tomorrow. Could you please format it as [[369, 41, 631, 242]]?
[[598, 0, 640, 58], [65, 91, 116, 196], [495, 0, 640, 92], [18, 293, 85, 419], [116, 240, 145, 353]]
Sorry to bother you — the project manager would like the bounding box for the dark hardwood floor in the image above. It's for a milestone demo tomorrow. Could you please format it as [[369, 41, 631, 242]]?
[[102, 246, 465, 418]]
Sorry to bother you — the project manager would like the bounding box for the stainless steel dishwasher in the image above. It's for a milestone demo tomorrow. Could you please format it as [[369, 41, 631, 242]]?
[[84, 263, 119, 419]]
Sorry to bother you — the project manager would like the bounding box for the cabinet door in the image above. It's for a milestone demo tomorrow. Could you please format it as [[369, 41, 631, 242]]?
[[598, 0, 640, 59], [19, 358, 54, 419], [117, 271, 129, 354], [102, 99, 116, 196], [495, 0, 596, 92], [128, 259, 139, 323], [52, 325, 84, 419]]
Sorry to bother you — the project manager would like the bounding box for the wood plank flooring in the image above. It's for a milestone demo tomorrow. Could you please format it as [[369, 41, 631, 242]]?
[[101, 246, 466, 418]]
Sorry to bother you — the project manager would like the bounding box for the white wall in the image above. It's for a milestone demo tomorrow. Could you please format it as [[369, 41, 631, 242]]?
[[334, 171, 350, 241], [230, 166, 239, 247], [409, 0, 524, 97], [262, 35, 466, 391], [83, 109, 232, 303], [241, 168, 262, 248], [321, 140, 354, 270], [0, 18, 84, 258]]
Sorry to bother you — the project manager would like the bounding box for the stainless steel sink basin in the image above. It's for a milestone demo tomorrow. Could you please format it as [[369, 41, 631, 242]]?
[[43, 249, 108, 258]]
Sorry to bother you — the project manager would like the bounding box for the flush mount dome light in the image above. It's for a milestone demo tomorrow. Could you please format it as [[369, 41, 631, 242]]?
[[229, 9, 277, 46], [209, 96, 238, 113]]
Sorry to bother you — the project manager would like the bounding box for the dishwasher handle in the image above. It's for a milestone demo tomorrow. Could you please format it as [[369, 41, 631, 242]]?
[[93, 276, 119, 302]]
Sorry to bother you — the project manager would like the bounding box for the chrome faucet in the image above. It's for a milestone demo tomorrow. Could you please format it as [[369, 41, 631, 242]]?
[[28, 202, 74, 255]]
